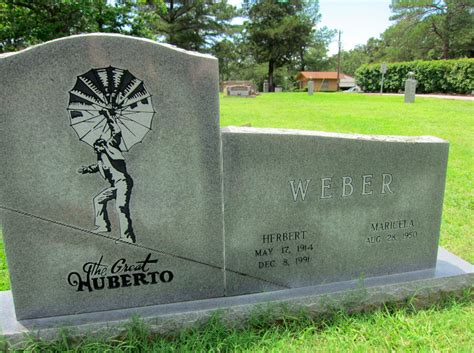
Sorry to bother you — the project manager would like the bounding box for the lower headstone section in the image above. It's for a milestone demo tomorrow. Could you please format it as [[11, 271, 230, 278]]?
[[222, 127, 449, 296], [1, 248, 472, 349], [2, 211, 224, 320]]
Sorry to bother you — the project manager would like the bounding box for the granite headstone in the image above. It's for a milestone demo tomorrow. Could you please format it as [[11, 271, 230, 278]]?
[[263, 80, 269, 93], [0, 34, 225, 319], [0, 33, 463, 328], [222, 127, 449, 295], [404, 72, 417, 103], [307, 80, 314, 95]]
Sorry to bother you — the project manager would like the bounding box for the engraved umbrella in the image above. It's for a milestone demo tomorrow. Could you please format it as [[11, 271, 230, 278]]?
[[67, 66, 154, 151]]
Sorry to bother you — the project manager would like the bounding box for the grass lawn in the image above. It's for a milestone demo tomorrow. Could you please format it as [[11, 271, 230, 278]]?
[[12, 295, 474, 352], [1, 92, 473, 351], [0, 233, 8, 292]]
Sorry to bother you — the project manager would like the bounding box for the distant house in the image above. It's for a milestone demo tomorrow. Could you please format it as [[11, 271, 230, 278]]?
[[295, 72, 356, 91]]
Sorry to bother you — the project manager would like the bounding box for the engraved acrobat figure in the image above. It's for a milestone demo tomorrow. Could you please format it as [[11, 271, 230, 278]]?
[[78, 102, 136, 244], [68, 66, 155, 244]]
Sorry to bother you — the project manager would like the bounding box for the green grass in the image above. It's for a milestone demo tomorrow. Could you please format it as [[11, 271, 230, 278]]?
[[8, 292, 474, 352], [1, 93, 473, 351], [0, 232, 8, 292], [221, 93, 474, 262]]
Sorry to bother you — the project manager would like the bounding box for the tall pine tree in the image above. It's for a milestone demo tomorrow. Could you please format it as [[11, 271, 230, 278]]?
[[390, 0, 474, 59], [243, 0, 317, 91], [0, 0, 133, 52], [135, 0, 237, 51]]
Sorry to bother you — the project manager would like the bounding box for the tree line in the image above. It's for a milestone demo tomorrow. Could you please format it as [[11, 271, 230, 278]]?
[[1, 0, 472, 91], [340, 0, 473, 77]]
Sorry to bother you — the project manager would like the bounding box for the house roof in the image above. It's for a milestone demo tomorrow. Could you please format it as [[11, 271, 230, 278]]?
[[296, 71, 353, 80]]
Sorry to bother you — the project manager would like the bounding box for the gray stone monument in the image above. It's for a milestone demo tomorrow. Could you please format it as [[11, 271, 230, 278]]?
[[263, 80, 269, 93], [222, 127, 449, 295], [1, 34, 473, 347], [404, 71, 417, 103], [307, 80, 314, 95], [0, 34, 224, 320]]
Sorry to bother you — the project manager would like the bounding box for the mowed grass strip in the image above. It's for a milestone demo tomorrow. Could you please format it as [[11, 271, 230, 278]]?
[[11, 292, 474, 352], [221, 92, 474, 262], [0, 232, 9, 291]]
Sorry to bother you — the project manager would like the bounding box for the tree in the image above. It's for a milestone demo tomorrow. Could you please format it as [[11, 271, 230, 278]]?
[[293, 1, 324, 71], [243, 0, 318, 91], [381, 18, 441, 61], [210, 38, 240, 81], [363, 37, 389, 63], [336, 46, 369, 76], [332, 0, 473, 69], [390, 0, 474, 59], [0, 0, 133, 52], [297, 26, 336, 72], [135, 0, 237, 51]]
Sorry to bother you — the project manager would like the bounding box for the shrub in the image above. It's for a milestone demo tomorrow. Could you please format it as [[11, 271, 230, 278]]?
[[355, 59, 474, 94]]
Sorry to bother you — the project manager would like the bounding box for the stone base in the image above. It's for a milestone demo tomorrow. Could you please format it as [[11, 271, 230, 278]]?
[[1, 247, 472, 348]]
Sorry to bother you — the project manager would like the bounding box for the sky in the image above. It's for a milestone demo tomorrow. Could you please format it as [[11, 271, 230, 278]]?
[[228, 0, 394, 55]]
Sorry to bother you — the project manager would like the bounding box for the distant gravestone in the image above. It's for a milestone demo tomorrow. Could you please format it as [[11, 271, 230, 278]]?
[[275, 86, 283, 93], [263, 81, 269, 93], [405, 71, 417, 103], [307, 80, 314, 95], [222, 127, 449, 295], [0, 34, 224, 320], [228, 85, 251, 97], [221, 80, 256, 94]]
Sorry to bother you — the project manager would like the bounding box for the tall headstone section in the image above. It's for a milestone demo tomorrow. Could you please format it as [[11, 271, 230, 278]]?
[[0, 34, 225, 319], [404, 71, 417, 103], [263, 80, 269, 93], [307, 80, 314, 95], [222, 127, 449, 295]]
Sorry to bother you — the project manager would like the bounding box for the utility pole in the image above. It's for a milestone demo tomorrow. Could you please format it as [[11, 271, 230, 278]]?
[[336, 30, 342, 91]]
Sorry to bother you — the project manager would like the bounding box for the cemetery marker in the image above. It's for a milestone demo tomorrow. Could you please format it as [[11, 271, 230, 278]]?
[[0, 33, 225, 319], [308, 80, 314, 95], [404, 71, 417, 103], [0, 34, 472, 347]]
